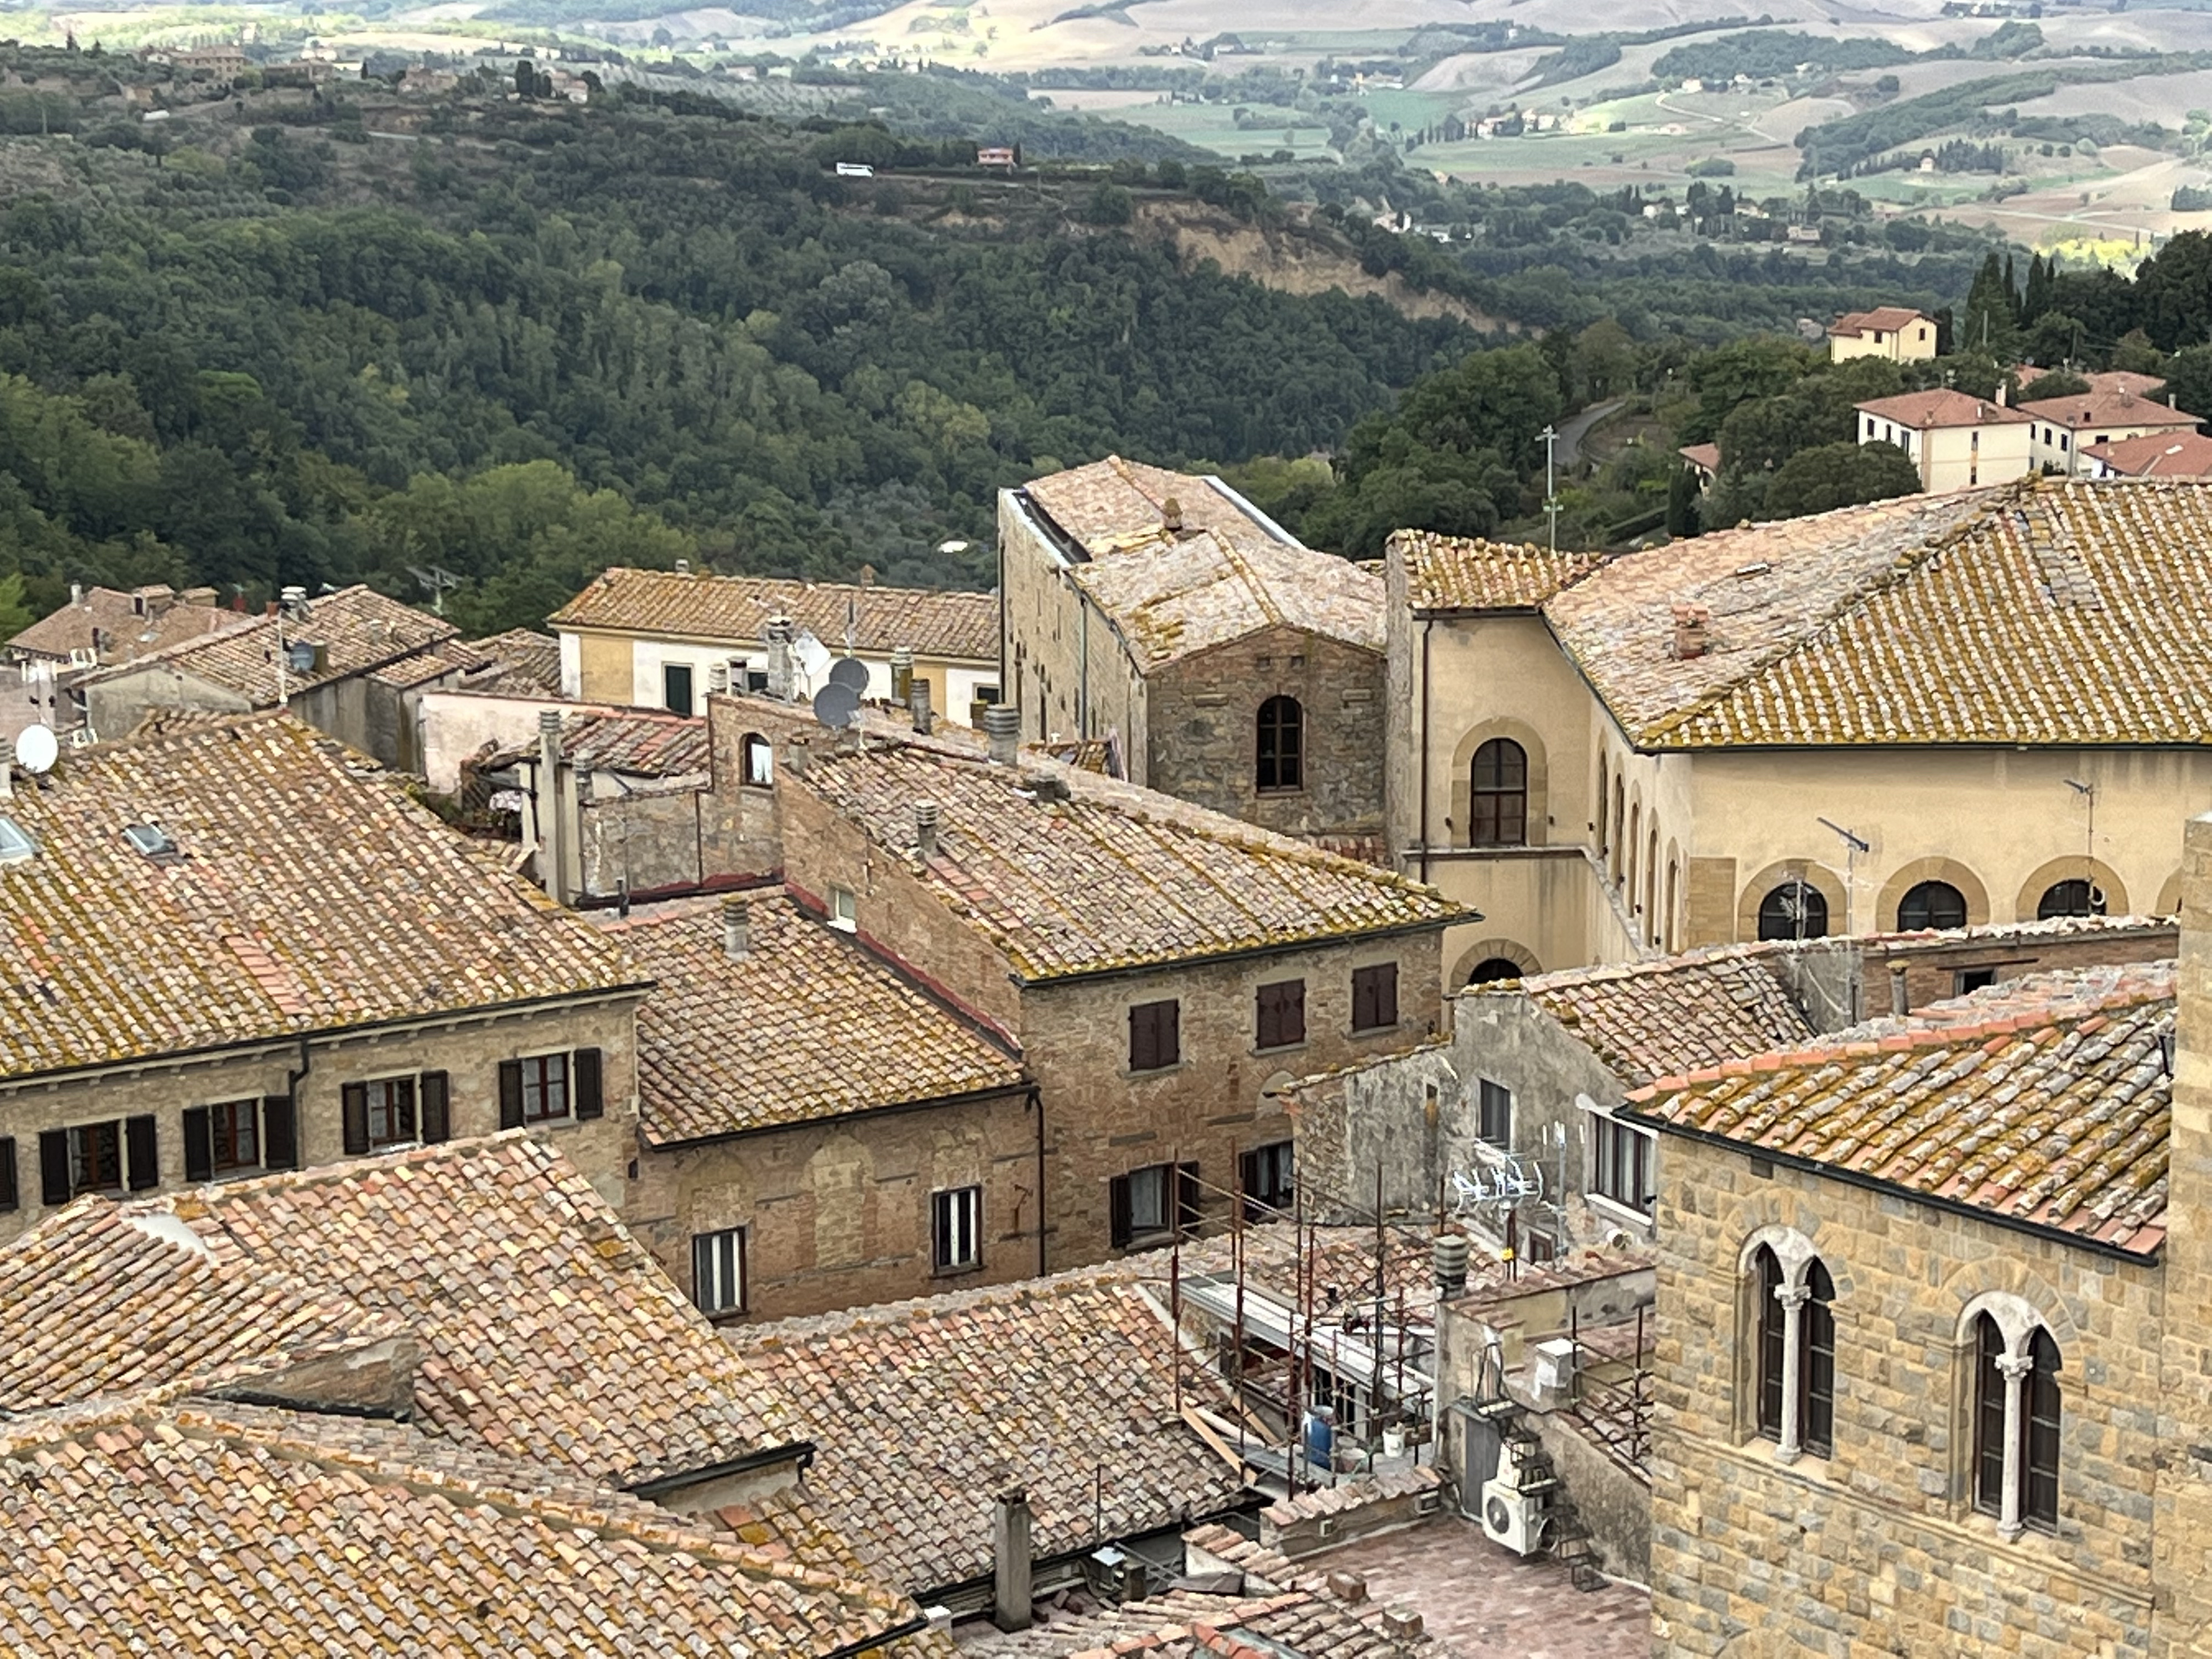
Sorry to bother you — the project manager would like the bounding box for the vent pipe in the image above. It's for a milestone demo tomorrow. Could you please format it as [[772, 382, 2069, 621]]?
[[537, 709, 567, 907], [723, 896, 751, 961], [992, 1488, 1033, 1632], [915, 800, 939, 860], [765, 615, 795, 703], [890, 646, 914, 708], [983, 704, 1021, 766], [909, 679, 933, 734], [1433, 1230, 1469, 1297], [1890, 963, 1910, 1018]]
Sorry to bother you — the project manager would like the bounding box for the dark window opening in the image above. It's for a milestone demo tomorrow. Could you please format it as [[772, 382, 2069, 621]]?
[[1467, 957, 1526, 987], [2037, 879, 2104, 920], [1241, 1141, 1295, 1218], [1897, 880, 1968, 932], [1975, 1313, 2008, 1516], [1256, 696, 1303, 793], [933, 1186, 982, 1272], [1469, 738, 1528, 846], [1756, 1245, 1786, 1442], [692, 1227, 746, 1316], [1591, 1116, 1653, 1214], [1129, 1000, 1180, 1072], [1757, 880, 1829, 942], [1478, 1079, 1512, 1147], [1111, 1161, 1201, 1247], [74, 1120, 123, 1194], [1352, 962, 1400, 1032], [1803, 1258, 1836, 1459], [741, 733, 774, 787], [1956, 967, 1998, 995], [1256, 979, 1306, 1050], [663, 662, 695, 717], [2025, 1327, 2062, 1531]]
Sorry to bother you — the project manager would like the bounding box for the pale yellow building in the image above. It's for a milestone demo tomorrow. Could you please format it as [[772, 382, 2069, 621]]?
[[1854, 388, 2033, 493], [2020, 384, 2200, 477], [1826, 306, 1937, 364], [1385, 479, 2212, 989], [549, 566, 999, 725]]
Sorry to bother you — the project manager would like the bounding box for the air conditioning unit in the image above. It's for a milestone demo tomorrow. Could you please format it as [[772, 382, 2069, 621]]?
[[1481, 1479, 1542, 1556]]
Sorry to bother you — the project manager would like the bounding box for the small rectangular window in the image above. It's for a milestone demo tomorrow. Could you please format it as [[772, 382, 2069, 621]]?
[[663, 662, 695, 717], [1111, 1161, 1199, 1246], [0, 816, 33, 864], [1352, 963, 1399, 1032], [519, 1052, 570, 1123], [0, 1137, 16, 1211], [1956, 967, 1997, 995], [209, 1100, 258, 1172], [1590, 1115, 1655, 1214], [829, 886, 857, 932], [1478, 1079, 1512, 1147], [1255, 979, 1306, 1050], [368, 1078, 416, 1147], [1129, 999, 1180, 1072], [692, 1227, 746, 1316], [71, 1120, 124, 1194], [1240, 1141, 1294, 1217], [933, 1185, 983, 1272]]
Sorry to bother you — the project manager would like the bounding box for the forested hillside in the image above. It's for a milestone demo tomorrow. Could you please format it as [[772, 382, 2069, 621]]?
[[0, 85, 1473, 633]]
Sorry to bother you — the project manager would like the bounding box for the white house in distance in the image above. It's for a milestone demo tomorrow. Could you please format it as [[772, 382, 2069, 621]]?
[[2018, 384, 2201, 477], [2082, 430, 2212, 479], [1828, 306, 1938, 364], [1854, 388, 2034, 493]]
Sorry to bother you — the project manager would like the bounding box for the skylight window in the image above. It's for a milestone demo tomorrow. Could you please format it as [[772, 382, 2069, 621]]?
[[0, 817, 33, 864], [123, 823, 179, 860]]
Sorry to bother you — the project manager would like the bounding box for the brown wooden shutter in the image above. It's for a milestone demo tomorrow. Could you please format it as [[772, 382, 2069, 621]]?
[[1352, 968, 1375, 1032], [1109, 1175, 1133, 1249], [1128, 1005, 1152, 1072], [572, 1048, 604, 1120], [126, 1115, 158, 1191], [182, 1107, 213, 1184], [499, 1060, 525, 1129], [419, 1072, 450, 1143], [262, 1097, 298, 1171], [1376, 962, 1399, 1028], [1283, 981, 1305, 1046], [38, 1131, 68, 1208], [1160, 1000, 1180, 1067], [342, 1082, 369, 1155], [0, 1138, 17, 1212]]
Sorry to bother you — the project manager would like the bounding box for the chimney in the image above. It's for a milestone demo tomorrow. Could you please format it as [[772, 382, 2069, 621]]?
[[915, 800, 939, 859], [1890, 962, 1910, 1018], [984, 703, 1021, 766], [992, 1489, 1034, 1632], [1671, 603, 1712, 661], [0, 735, 13, 801], [1432, 1230, 1469, 1297], [1975, 401, 1989, 421], [70, 582, 82, 608], [1995, 380, 2007, 407], [538, 709, 568, 907], [765, 615, 795, 703], [860, 562, 876, 589], [1160, 495, 1183, 533], [674, 557, 690, 576], [722, 896, 751, 960], [910, 679, 933, 734], [708, 662, 730, 695], [890, 645, 914, 708]]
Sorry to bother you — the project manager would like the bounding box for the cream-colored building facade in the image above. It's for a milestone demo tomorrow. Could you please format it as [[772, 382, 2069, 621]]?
[[2021, 385, 2201, 477], [1826, 306, 1937, 364], [1855, 388, 2033, 493], [1386, 479, 2212, 990]]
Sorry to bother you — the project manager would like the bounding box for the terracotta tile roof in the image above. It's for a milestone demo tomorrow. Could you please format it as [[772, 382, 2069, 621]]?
[[737, 1268, 1246, 1593], [793, 737, 1460, 980], [549, 567, 998, 662], [1, 1135, 799, 1484], [0, 713, 640, 1079], [1830, 306, 1927, 336], [76, 585, 458, 703], [1068, 528, 1384, 667], [1623, 960, 2174, 1255], [1498, 945, 1817, 1089], [365, 632, 489, 690], [0, 1396, 927, 1658], [2080, 431, 2212, 478], [1854, 388, 2032, 429], [8, 587, 239, 664], [464, 627, 565, 695], [1392, 529, 1605, 614], [1678, 442, 1721, 476], [2083, 370, 2167, 400], [1542, 477, 2212, 747], [487, 708, 713, 778], [597, 892, 1027, 1145], [2017, 388, 2200, 431], [1020, 456, 1284, 556], [959, 1586, 1434, 1658]]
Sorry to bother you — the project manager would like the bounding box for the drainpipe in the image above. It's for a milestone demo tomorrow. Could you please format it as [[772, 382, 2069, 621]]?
[[1077, 591, 1089, 740], [1026, 1084, 1047, 1277], [285, 1036, 311, 1168], [538, 709, 568, 907], [1418, 619, 1433, 884]]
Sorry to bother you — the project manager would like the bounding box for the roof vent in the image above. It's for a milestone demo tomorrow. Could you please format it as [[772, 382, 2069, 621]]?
[[915, 800, 940, 859], [1025, 773, 1072, 805], [722, 896, 751, 961], [1671, 603, 1712, 661], [909, 678, 933, 735], [983, 703, 1021, 766], [674, 558, 691, 576], [124, 822, 179, 861], [1160, 495, 1184, 533]]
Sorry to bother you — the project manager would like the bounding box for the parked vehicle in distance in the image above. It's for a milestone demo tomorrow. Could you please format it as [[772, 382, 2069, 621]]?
[[834, 162, 875, 178]]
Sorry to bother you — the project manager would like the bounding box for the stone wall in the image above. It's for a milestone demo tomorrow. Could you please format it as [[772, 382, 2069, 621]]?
[[998, 491, 1146, 769], [578, 778, 711, 900], [1647, 1135, 2161, 1657], [1147, 628, 1384, 843], [626, 1087, 1041, 1322], [84, 665, 251, 741]]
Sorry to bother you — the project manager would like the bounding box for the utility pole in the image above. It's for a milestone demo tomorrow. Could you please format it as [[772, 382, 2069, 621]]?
[[1541, 424, 1560, 555]]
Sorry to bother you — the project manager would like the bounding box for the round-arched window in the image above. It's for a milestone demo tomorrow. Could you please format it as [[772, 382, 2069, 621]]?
[[1467, 957, 1526, 985], [2037, 879, 2104, 920], [1897, 880, 1968, 932], [1470, 738, 1528, 846], [1758, 880, 1829, 942]]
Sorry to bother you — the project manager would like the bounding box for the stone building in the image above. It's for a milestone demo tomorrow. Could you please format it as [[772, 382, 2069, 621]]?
[[775, 721, 1459, 1265], [1619, 818, 2212, 1657], [1387, 478, 2212, 985], [0, 712, 647, 1243], [604, 889, 1038, 1321], [549, 565, 1000, 726], [1001, 457, 1386, 849]]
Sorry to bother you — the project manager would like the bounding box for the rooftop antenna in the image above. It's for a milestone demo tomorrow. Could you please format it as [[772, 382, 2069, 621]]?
[[2064, 778, 2101, 913], [1540, 424, 1560, 555], [408, 565, 463, 616], [1818, 816, 1870, 1018]]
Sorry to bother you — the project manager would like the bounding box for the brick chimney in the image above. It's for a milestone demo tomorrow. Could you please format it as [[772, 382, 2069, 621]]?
[[722, 896, 750, 960], [1671, 603, 1713, 661]]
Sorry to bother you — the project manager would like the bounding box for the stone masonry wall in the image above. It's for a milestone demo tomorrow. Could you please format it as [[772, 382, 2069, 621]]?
[[1648, 1136, 2161, 1657]]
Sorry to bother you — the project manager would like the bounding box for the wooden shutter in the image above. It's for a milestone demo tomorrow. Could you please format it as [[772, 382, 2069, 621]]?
[[182, 1107, 213, 1184], [1129, 1005, 1152, 1072], [1375, 962, 1399, 1028], [38, 1130, 68, 1208], [1352, 969, 1375, 1032], [262, 1097, 298, 1171], [342, 1082, 369, 1156], [126, 1115, 158, 1191], [1160, 1000, 1180, 1067], [1281, 982, 1305, 1046], [499, 1060, 525, 1129], [1109, 1175, 1133, 1248], [0, 1138, 16, 1212], [572, 1048, 604, 1120], [419, 1072, 450, 1143]]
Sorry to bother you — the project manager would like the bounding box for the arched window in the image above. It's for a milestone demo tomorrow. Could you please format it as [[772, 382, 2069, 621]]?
[[1758, 881, 1829, 942], [1665, 859, 1679, 953], [1597, 754, 1609, 854], [1612, 780, 1625, 879], [1752, 1244, 1835, 1462], [1644, 825, 1659, 942], [1467, 957, 1526, 986], [1974, 1314, 2062, 1536], [1897, 880, 1967, 932], [740, 732, 774, 788], [2037, 879, 2104, 919], [1469, 739, 1527, 846], [1256, 697, 1303, 793], [1627, 803, 1641, 894]]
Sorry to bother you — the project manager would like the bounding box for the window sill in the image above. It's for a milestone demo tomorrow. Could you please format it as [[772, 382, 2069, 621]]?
[[705, 1307, 750, 1327], [1585, 1191, 1655, 1231], [1125, 1062, 1186, 1081], [1255, 787, 1307, 799], [1251, 1040, 1307, 1058], [931, 1260, 984, 1280], [1349, 1021, 1403, 1039]]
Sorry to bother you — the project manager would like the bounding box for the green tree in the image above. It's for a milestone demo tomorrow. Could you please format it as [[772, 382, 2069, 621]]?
[[1764, 440, 1919, 519], [1961, 251, 2020, 356], [0, 569, 29, 639], [2020, 369, 2089, 402]]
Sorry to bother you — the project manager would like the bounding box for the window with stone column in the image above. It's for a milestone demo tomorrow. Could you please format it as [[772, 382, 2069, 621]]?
[[1750, 1240, 1837, 1462], [1972, 1311, 2062, 1537]]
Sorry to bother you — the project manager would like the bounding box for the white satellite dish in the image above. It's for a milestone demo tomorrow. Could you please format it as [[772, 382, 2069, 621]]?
[[14, 723, 58, 775], [792, 629, 833, 688]]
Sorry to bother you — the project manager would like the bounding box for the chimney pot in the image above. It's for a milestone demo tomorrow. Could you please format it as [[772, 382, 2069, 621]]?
[[984, 704, 1021, 766], [1671, 602, 1712, 661], [1160, 495, 1183, 533], [765, 615, 796, 703], [992, 1489, 1033, 1633], [891, 645, 914, 707], [1890, 963, 1910, 1018], [674, 558, 690, 576], [722, 896, 751, 960], [915, 800, 940, 859], [70, 582, 82, 607], [910, 679, 933, 734]]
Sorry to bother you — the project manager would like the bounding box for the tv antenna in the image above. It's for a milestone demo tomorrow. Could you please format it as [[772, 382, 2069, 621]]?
[[2064, 779, 2103, 914], [408, 565, 463, 615], [1818, 816, 1870, 1016], [1540, 424, 1560, 555]]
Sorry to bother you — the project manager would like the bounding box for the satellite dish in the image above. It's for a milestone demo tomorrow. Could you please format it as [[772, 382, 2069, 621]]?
[[14, 723, 56, 775], [812, 683, 860, 729], [828, 656, 869, 693], [793, 630, 833, 687]]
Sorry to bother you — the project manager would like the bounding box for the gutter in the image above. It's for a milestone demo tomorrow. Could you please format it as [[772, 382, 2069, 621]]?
[[1027, 1083, 1048, 1277], [1621, 1110, 2161, 1266], [622, 1439, 817, 1501], [822, 1615, 931, 1659]]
